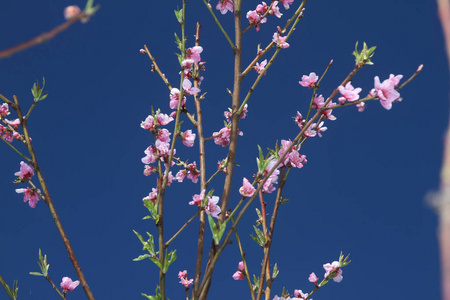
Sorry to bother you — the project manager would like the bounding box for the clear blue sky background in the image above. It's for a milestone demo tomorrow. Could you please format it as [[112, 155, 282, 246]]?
[[0, 1, 444, 299]]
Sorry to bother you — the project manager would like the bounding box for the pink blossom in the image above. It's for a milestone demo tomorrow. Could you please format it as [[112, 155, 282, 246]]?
[[6, 118, 20, 129], [246, 10, 266, 32], [166, 171, 174, 186], [181, 130, 196, 147], [263, 160, 280, 193], [269, 2, 282, 18], [294, 289, 309, 299], [183, 79, 200, 95], [157, 113, 174, 126], [239, 177, 256, 197], [322, 101, 337, 121], [255, 59, 268, 74], [14, 161, 34, 179], [141, 115, 155, 130], [303, 124, 317, 138], [312, 94, 325, 109], [206, 196, 221, 218], [0, 103, 10, 117], [272, 32, 289, 48], [232, 270, 245, 280], [169, 88, 187, 109], [256, 2, 268, 14], [181, 59, 195, 73], [178, 270, 187, 279], [356, 101, 365, 112], [213, 127, 231, 147], [16, 187, 40, 208], [293, 111, 303, 127], [180, 277, 194, 288], [323, 261, 343, 283], [64, 6, 81, 20], [308, 272, 318, 284], [156, 128, 171, 143], [176, 169, 187, 183], [373, 74, 403, 110], [144, 165, 157, 176], [2, 130, 13, 142], [279, 139, 306, 168], [186, 162, 200, 183], [142, 146, 157, 164], [315, 121, 327, 137], [216, 0, 234, 14], [189, 189, 206, 206], [338, 82, 362, 104], [186, 46, 203, 63], [155, 140, 170, 155], [238, 261, 245, 271], [280, 0, 294, 9], [299, 72, 318, 88], [143, 188, 158, 203], [60, 277, 80, 292], [224, 105, 248, 122]]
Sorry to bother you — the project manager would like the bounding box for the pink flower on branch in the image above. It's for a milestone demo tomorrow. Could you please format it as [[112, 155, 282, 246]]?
[[232, 261, 245, 280], [186, 46, 203, 63], [239, 177, 256, 197], [178, 269, 193, 288], [60, 277, 80, 293], [323, 261, 343, 283], [294, 289, 309, 299], [189, 189, 206, 206], [64, 6, 81, 20], [255, 59, 267, 74], [308, 272, 319, 284], [280, 0, 294, 9], [0, 103, 10, 117], [216, 0, 234, 14], [16, 187, 41, 208], [299, 72, 318, 88], [181, 130, 196, 147], [338, 82, 362, 104], [372, 74, 403, 110], [206, 196, 221, 218], [272, 32, 289, 48], [14, 161, 34, 179]]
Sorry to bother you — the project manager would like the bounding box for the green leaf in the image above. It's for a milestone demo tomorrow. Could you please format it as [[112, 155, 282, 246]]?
[[252, 225, 266, 246], [29, 272, 44, 277], [133, 254, 151, 261], [149, 257, 163, 270], [207, 213, 219, 245], [174, 8, 183, 23], [163, 249, 177, 273], [272, 263, 279, 279], [174, 33, 182, 51]]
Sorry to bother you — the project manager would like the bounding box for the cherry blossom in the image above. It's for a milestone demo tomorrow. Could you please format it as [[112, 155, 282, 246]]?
[[64, 6, 81, 20], [269, 2, 283, 18], [323, 261, 343, 282], [272, 32, 289, 48], [181, 130, 196, 147], [142, 146, 157, 164], [255, 59, 267, 74], [216, 0, 234, 14], [356, 101, 365, 112], [322, 101, 337, 121], [312, 94, 325, 109], [206, 196, 221, 218], [232, 261, 245, 280], [239, 177, 256, 197], [280, 0, 294, 9], [60, 277, 80, 292], [294, 289, 309, 299], [263, 160, 280, 193], [372, 74, 403, 110], [143, 188, 158, 203], [183, 79, 200, 95], [156, 113, 174, 126], [293, 111, 303, 127], [308, 272, 318, 284], [144, 165, 157, 176], [6, 118, 20, 129], [189, 189, 206, 206], [14, 161, 34, 179], [213, 127, 231, 147], [315, 121, 327, 137], [141, 115, 155, 130], [246, 10, 266, 32], [298, 72, 318, 88], [16, 187, 40, 208], [169, 88, 187, 109], [0, 103, 10, 117], [338, 82, 362, 104], [186, 46, 203, 63]]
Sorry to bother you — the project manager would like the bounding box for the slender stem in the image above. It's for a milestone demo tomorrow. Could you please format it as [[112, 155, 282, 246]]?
[[192, 21, 208, 298], [45, 275, 65, 299], [143, 45, 173, 90], [201, 0, 235, 50], [13, 96, 95, 300], [0, 134, 31, 162], [0, 12, 92, 59], [0, 93, 14, 106], [198, 2, 242, 299], [165, 210, 200, 247], [0, 274, 16, 300], [231, 217, 255, 300]]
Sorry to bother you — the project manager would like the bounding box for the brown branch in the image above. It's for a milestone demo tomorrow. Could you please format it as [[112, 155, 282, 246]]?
[[12, 96, 95, 300], [0, 12, 90, 59]]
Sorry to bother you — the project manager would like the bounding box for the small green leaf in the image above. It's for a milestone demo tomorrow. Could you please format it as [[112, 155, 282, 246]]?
[[133, 254, 151, 261], [29, 272, 44, 277], [163, 249, 177, 272], [272, 263, 279, 279], [207, 214, 219, 245], [174, 8, 183, 23]]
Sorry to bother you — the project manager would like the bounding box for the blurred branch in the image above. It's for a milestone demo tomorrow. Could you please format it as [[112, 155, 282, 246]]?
[[0, 11, 91, 59]]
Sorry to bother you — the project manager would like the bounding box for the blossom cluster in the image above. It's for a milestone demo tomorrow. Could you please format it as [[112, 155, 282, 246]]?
[[178, 270, 194, 288], [0, 104, 23, 143], [14, 161, 41, 208], [189, 189, 221, 219]]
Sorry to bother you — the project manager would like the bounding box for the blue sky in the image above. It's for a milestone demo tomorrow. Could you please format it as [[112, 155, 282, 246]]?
[[0, 1, 444, 299]]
